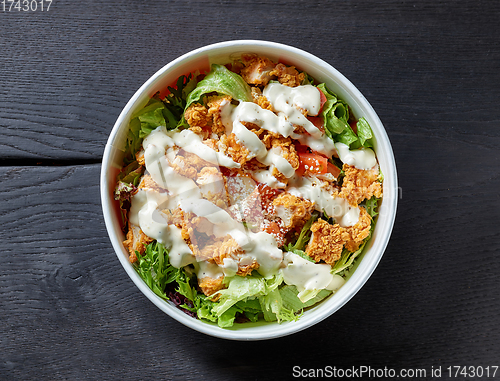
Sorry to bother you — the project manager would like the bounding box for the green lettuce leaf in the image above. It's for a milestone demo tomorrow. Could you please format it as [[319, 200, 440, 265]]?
[[235, 299, 262, 322], [211, 272, 283, 319], [356, 117, 374, 147], [364, 196, 380, 218], [125, 75, 195, 157], [185, 64, 252, 109], [284, 213, 318, 253], [334, 123, 358, 147], [258, 288, 296, 323], [280, 285, 332, 311], [134, 242, 180, 299]]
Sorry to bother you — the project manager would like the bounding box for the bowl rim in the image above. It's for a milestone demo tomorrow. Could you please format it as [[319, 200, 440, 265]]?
[[100, 39, 398, 341]]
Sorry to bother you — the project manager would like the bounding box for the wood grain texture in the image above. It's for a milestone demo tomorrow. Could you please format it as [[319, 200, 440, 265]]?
[[0, 163, 498, 379], [1, 0, 500, 380], [1, 0, 499, 160]]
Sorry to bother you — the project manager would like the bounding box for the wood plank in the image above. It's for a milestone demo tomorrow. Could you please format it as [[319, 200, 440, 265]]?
[[0, 158, 498, 378], [0, 0, 499, 159]]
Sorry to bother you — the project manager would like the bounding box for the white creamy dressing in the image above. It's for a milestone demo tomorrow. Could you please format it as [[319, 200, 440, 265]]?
[[127, 81, 378, 297], [281, 252, 345, 302], [194, 260, 224, 280], [335, 142, 377, 170], [130, 189, 196, 268], [252, 168, 287, 189], [263, 83, 322, 137], [144, 127, 240, 169]]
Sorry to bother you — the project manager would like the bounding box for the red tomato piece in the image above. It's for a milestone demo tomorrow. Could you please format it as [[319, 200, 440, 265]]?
[[350, 121, 358, 135], [298, 152, 328, 174], [327, 162, 341, 178], [307, 116, 325, 133]]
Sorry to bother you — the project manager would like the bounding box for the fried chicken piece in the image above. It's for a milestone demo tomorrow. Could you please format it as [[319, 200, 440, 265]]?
[[240, 54, 277, 86], [225, 172, 257, 207], [260, 133, 300, 184], [200, 236, 259, 277], [177, 210, 231, 261], [217, 133, 251, 166], [269, 63, 305, 87], [272, 136, 300, 170], [123, 222, 154, 263], [138, 174, 163, 192], [305, 219, 350, 265], [161, 206, 184, 227], [260, 133, 300, 169], [135, 149, 145, 166], [196, 167, 229, 209], [185, 102, 211, 128], [168, 149, 213, 180], [272, 193, 314, 230], [207, 95, 231, 136], [344, 207, 372, 252], [185, 97, 230, 138], [251, 87, 273, 111], [339, 164, 383, 206], [198, 276, 225, 300]]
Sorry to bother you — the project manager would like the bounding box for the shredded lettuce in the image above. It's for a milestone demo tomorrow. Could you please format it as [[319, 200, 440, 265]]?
[[125, 75, 195, 158], [114, 161, 144, 227], [365, 196, 380, 218], [356, 117, 374, 147], [280, 285, 332, 311], [284, 214, 318, 253], [134, 242, 180, 299], [317, 83, 375, 149], [212, 272, 280, 316], [185, 64, 252, 110]]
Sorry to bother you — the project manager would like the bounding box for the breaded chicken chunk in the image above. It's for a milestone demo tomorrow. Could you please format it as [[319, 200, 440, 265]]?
[[207, 95, 231, 136], [344, 206, 372, 252], [272, 193, 314, 230], [168, 149, 213, 180], [196, 167, 229, 209], [251, 87, 274, 111], [305, 219, 349, 265], [200, 236, 259, 277], [135, 149, 145, 166], [339, 164, 383, 206], [198, 276, 225, 300], [185, 102, 211, 128], [138, 174, 163, 192], [123, 222, 154, 263], [217, 133, 252, 166], [269, 63, 305, 87], [240, 54, 277, 86]]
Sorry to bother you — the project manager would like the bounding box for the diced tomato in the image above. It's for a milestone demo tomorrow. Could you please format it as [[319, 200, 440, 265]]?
[[263, 221, 287, 246], [298, 152, 328, 174], [264, 221, 281, 235], [295, 144, 311, 153], [307, 116, 324, 133], [327, 162, 341, 178], [318, 88, 327, 114], [256, 183, 282, 214], [350, 121, 358, 134]]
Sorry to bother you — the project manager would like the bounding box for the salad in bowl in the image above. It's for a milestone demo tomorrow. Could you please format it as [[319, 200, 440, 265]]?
[[101, 41, 397, 340]]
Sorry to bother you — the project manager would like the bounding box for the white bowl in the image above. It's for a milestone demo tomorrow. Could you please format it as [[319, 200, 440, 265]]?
[[101, 40, 398, 340]]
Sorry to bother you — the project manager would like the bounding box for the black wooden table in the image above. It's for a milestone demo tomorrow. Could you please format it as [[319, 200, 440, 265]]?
[[2, 1, 499, 380]]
